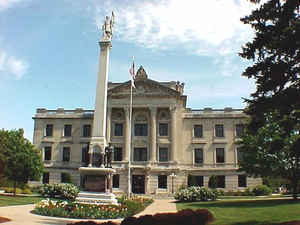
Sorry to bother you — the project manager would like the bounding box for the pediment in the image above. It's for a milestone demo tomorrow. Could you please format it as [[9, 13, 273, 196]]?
[[108, 79, 180, 97]]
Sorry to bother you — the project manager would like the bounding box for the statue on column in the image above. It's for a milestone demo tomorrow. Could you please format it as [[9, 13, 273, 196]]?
[[105, 143, 114, 168], [101, 11, 115, 41]]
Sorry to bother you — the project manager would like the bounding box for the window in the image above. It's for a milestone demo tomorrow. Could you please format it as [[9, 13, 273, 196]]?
[[194, 148, 203, 164], [134, 124, 148, 136], [113, 147, 123, 161], [42, 172, 49, 184], [45, 124, 53, 137], [61, 172, 71, 183], [83, 124, 91, 137], [114, 123, 123, 136], [188, 175, 204, 187], [158, 175, 167, 189], [194, 125, 203, 138], [238, 175, 247, 187], [44, 146, 52, 161], [215, 124, 224, 137], [216, 148, 225, 163], [159, 148, 168, 162], [113, 174, 120, 188], [81, 145, 89, 166], [133, 148, 147, 161], [62, 147, 70, 162], [159, 123, 168, 136], [216, 175, 226, 188], [237, 147, 243, 163], [236, 124, 244, 137], [64, 124, 72, 137]]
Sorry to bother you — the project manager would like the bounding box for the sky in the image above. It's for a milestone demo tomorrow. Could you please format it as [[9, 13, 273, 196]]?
[[0, 0, 261, 141]]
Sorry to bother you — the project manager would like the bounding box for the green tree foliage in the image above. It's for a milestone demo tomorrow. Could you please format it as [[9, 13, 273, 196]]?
[[0, 129, 43, 195], [239, 0, 300, 199]]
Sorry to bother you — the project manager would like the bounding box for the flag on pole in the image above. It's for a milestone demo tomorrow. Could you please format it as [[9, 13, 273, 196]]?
[[129, 57, 136, 88]]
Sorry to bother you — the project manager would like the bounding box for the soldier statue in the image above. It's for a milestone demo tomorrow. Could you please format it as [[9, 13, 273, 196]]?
[[101, 11, 115, 41], [105, 143, 114, 168]]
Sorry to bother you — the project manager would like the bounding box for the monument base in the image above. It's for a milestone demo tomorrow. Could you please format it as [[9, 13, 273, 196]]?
[[76, 191, 118, 205]]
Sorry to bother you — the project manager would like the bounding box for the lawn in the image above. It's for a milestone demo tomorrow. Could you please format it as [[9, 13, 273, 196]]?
[[0, 195, 43, 207], [177, 199, 300, 225]]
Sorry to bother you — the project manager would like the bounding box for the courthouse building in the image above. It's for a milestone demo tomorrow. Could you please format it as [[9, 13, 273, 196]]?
[[33, 66, 261, 195]]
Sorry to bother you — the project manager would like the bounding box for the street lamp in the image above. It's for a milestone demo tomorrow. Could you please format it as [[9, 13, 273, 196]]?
[[170, 173, 176, 194]]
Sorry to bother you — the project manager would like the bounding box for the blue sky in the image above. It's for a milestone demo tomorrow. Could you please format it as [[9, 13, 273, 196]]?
[[0, 0, 260, 141]]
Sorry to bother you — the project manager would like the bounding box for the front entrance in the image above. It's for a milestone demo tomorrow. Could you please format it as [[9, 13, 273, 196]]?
[[132, 175, 145, 194]]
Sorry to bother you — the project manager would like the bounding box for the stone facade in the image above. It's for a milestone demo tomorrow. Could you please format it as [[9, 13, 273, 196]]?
[[33, 66, 261, 195]]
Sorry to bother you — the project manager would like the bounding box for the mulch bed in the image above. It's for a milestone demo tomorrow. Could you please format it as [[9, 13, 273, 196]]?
[[0, 216, 11, 224]]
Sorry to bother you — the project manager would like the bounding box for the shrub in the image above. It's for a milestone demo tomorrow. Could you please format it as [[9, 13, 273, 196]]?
[[40, 183, 79, 200], [4, 187, 22, 194], [208, 175, 218, 189], [252, 185, 272, 196], [22, 188, 32, 194], [174, 186, 218, 202]]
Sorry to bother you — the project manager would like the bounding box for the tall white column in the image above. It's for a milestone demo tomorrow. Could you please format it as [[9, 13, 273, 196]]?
[[150, 107, 157, 162], [106, 106, 112, 144], [170, 106, 177, 162], [90, 41, 112, 156]]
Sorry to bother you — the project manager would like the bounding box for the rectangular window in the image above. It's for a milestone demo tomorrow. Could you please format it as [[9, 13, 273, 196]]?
[[237, 147, 243, 163], [42, 172, 49, 184], [81, 145, 89, 166], [45, 124, 53, 137], [159, 123, 168, 136], [113, 174, 120, 188], [62, 147, 70, 162], [158, 175, 167, 189], [83, 124, 91, 137], [236, 124, 244, 137], [216, 175, 226, 188], [194, 148, 203, 164], [216, 148, 225, 163], [114, 123, 123, 136], [113, 147, 123, 161], [159, 148, 168, 162], [44, 146, 52, 161], [238, 175, 247, 187], [215, 124, 224, 137], [64, 124, 72, 137], [134, 124, 148, 136], [188, 175, 204, 187], [133, 148, 147, 161], [194, 125, 203, 138], [61, 172, 71, 183]]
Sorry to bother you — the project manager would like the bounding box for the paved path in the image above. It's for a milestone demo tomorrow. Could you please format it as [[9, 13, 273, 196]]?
[[0, 199, 177, 225]]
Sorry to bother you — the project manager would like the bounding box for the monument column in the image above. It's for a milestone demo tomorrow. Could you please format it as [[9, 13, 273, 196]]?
[[170, 106, 177, 162], [106, 106, 112, 143], [124, 107, 130, 161], [150, 107, 157, 162]]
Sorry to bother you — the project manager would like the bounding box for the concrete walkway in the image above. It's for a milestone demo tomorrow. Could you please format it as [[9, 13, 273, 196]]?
[[0, 199, 177, 225]]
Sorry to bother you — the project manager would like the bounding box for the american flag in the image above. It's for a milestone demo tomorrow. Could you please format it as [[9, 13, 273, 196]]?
[[129, 57, 136, 88]]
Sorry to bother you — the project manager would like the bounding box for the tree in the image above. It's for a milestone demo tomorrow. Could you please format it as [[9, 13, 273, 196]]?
[[239, 0, 300, 199], [0, 129, 43, 195]]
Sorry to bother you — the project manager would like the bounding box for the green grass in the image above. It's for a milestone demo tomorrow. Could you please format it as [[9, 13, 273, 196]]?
[[177, 199, 300, 225], [0, 195, 43, 207]]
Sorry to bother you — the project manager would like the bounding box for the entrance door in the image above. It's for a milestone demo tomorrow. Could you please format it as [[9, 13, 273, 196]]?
[[132, 175, 145, 194]]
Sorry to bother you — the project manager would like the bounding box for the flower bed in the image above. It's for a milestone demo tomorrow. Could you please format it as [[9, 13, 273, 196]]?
[[33, 196, 153, 219]]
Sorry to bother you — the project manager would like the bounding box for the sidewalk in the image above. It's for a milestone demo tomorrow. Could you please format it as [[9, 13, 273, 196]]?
[[0, 199, 177, 225]]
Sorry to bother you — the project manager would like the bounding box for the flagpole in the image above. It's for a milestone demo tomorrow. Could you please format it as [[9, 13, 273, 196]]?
[[128, 56, 134, 197]]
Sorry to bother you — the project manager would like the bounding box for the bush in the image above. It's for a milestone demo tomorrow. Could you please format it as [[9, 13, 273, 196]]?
[[252, 185, 272, 196], [22, 188, 32, 194], [208, 175, 218, 189], [40, 183, 79, 200], [174, 186, 218, 202], [4, 187, 22, 194]]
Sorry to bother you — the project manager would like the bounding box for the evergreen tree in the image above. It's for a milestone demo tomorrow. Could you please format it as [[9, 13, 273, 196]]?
[[239, 0, 300, 199]]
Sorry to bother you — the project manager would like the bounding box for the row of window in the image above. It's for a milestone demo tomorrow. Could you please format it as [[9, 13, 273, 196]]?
[[42, 173, 247, 189], [44, 146, 243, 164], [45, 123, 244, 138]]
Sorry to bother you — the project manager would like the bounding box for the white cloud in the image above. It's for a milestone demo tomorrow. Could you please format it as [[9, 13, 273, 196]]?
[[0, 50, 28, 79], [0, 0, 25, 11]]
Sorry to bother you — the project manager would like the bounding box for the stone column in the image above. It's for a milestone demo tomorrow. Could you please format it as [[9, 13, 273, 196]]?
[[108, 174, 113, 193], [170, 106, 177, 162], [150, 107, 157, 162], [106, 107, 112, 143], [124, 107, 130, 161]]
